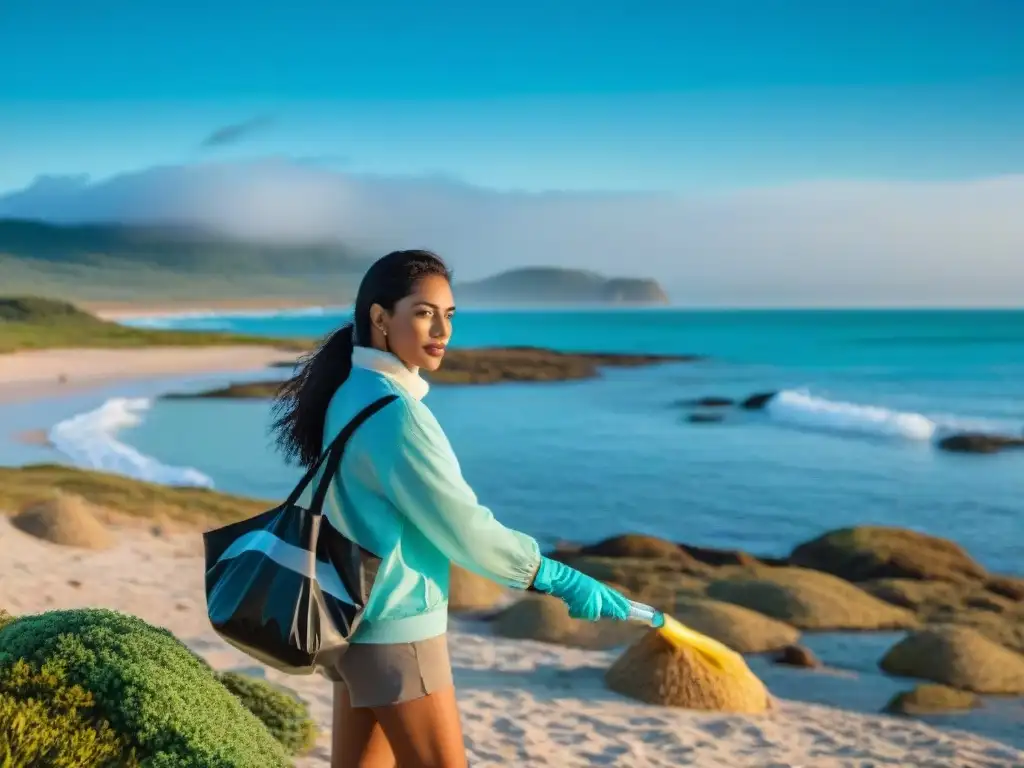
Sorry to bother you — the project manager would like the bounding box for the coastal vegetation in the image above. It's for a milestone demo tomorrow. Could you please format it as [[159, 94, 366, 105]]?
[[3, 465, 1022, 712], [0, 464, 267, 528], [0, 296, 304, 354], [0, 608, 316, 767]]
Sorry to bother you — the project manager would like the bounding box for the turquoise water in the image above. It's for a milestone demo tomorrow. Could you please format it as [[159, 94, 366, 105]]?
[[118, 308, 1024, 575]]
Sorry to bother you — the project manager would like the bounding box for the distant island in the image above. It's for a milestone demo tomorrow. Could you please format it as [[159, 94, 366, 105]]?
[[456, 267, 669, 306], [0, 219, 669, 307]]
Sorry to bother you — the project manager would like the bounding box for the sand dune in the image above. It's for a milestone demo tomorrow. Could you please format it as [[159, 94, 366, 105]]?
[[1, 516, 1020, 767]]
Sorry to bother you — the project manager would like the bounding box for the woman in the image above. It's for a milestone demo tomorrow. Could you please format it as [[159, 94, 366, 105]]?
[[272, 250, 630, 768]]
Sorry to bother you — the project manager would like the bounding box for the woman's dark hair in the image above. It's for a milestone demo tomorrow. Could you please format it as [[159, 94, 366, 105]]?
[[271, 249, 451, 467]]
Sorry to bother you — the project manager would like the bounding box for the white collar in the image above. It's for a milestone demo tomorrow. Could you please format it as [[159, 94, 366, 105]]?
[[351, 345, 430, 401]]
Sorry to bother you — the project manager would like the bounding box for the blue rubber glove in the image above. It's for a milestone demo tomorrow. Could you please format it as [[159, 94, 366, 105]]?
[[531, 557, 631, 622]]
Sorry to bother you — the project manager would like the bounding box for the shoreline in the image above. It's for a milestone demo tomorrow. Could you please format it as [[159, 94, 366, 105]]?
[[0, 516, 1021, 764], [0, 345, 292, 405]]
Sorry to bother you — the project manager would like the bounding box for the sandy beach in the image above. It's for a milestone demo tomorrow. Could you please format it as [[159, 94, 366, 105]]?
[[1, 515, 1020, 768], [0, 346, 292, 404]]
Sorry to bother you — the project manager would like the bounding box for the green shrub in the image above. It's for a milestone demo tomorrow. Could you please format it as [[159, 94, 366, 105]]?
[[0, 658, 136, 767], [0, 610, 13, 632], [0, 609, 290, 768], [217, 671, 318, 755]]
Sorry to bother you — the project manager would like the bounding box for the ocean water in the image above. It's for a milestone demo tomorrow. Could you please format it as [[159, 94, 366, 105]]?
[[96, 307, 1024, 575]]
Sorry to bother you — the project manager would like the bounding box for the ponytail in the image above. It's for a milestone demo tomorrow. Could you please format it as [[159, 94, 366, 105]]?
[[271, 323, 355, 467]]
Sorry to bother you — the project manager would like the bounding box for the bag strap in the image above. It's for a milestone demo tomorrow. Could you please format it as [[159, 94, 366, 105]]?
[[283, 394, 399, 511]]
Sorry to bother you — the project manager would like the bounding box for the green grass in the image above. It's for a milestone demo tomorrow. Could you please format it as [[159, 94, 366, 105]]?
[[0, 296, 312, 354], [0, 464, 270, 528]]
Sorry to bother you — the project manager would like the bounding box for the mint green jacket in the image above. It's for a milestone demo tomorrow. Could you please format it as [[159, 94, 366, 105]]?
[[322, 346, 541, 643]]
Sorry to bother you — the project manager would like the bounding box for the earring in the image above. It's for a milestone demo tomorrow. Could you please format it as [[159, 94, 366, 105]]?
[[380, 326, 387, 337]]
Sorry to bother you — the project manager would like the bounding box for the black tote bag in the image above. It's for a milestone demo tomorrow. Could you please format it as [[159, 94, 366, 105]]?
[[203, 394, 397, 675]]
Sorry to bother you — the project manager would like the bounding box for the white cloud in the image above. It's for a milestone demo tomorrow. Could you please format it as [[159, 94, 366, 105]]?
[[1, 159, 1022, 306]]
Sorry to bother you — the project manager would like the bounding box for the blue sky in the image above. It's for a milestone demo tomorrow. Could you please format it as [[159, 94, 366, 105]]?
[[3, 1, 1024, 305], [3, 0, 1024, 193]]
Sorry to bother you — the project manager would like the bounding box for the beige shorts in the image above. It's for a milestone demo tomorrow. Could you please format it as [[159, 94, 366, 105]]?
[[326, 634, 454, 709]]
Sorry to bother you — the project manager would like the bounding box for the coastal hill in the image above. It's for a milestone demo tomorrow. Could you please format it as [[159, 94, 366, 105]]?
[[457, 267, 669, 305], [0, 219, 669, 305], [0, 218, 369, 302], [0, 295, 306, 353]]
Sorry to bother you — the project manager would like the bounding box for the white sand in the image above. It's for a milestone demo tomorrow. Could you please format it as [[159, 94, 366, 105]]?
[[0, 346, 293, 403], [1, 517, 1020, 768]]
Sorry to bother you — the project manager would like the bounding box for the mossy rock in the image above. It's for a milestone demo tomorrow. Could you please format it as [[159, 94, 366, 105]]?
[[0, 608, 291, 766], [706, 567, 918, 630], [880, 625, 1024, 694], [578, 534, 696, 564], [986, 575, 1024, 601], [883, 683, 979, 716], [789, 526, 987, 584], [950, 609, 1024, 655], [552, 554, 708, 613], [672, 597, 800, 654], [448, 565, 506, 612], [217, 672, 317, 755], [492, 593, 644, 649], [861, 578, 969, 612], [605, 630, 770, 712], [773, 644, 821, 669]]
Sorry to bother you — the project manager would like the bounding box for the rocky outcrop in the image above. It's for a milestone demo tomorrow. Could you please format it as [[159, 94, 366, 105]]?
[[987, 575, 1024, 601], [789, 526, 988, 583], [491, 594, 643, 649], [862, 578, 972, 613], [879, 625, 1024, 694], [772, 644, 821, 669], [740, 392, 777, 410], [679, 544, 765, 568], [167, 348, 699, 396], [552, 554, 708, 614], [687, 413, 726, 424], [605, 631, 770, 712], [672, 598, 800, 654], [676, 397, 735, 408], [936, 432, 1024, 454], [578, 534, 692, 563], [951, 609, 1024, 655], [448, 566, 506, 612], [705, 567, 918, 631], [883, 684, 979, 715]]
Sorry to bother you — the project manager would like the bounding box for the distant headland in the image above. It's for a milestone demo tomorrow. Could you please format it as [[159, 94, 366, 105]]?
[[456, 267, 669, 306]]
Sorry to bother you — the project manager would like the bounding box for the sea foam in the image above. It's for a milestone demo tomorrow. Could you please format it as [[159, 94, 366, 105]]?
[[48, 397, 215, 488], [764, 389, 1012, 442], [766, 389, 939, 441]]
